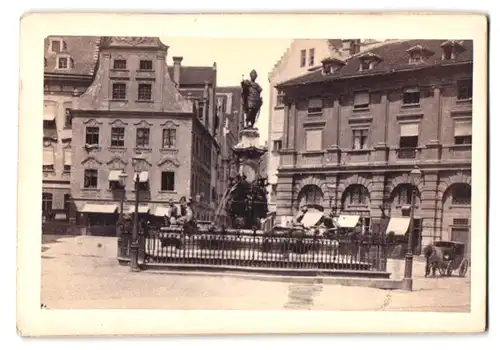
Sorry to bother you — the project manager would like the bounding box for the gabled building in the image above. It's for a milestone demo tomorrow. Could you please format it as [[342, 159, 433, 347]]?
[[43, 36, 100, 222], [266, 39, 386, 213], [166, 56, 220, 221], [70, 36, 219, 230], [275, 39, 473, 255]]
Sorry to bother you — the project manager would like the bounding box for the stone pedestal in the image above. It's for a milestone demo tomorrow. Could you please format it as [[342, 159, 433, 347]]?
[[233, 128, 261, 149]]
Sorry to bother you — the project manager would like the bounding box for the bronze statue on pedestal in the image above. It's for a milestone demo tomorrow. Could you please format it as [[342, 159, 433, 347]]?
[[241, 69, 263, 129]]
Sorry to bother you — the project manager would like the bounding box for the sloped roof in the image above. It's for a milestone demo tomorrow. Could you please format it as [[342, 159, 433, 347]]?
[[99, 36, 169, 50], [278, 39, 473, 87], [44, 36, 100, 76], [216, 86, 242, 114], [167, 66, 216, 86]]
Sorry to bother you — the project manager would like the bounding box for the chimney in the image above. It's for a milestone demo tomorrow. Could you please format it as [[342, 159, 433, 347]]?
[[341, 39, 361, 58], [172, 56, 183, 86]]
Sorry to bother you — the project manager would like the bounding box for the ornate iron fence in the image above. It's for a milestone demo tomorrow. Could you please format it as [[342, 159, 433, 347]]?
[[118, 227, 393, 272]]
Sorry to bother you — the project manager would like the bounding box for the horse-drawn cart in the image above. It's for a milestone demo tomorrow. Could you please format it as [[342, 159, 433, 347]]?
[[425, 240, 469, 277]]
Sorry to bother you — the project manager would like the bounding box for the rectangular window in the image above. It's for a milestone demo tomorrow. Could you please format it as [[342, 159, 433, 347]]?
[[84, 169, 98, 189], [307, 98, 323, 114], [113, 59, 127, 69], [85, 127, 99, 145], [399, 136, 418, 148], [409, 52, 423, 64], [453, 218, 469, 226], [308, 48, 315, 66], [58, 57, 68, 69], [162, 128, 176, 148], [196, 100, 204, 120], [138, 84, 152, 101], [273, 140, 282, 152], [42, 193, 53, 212], [112, 83, 126, 100], [457, 79, 473, 101], [64, 108, 72, 128], [161, 171, 175, 191], [454, 120, 472, 145], [139, 60, 153, 71], [452, 185, 471, 205], [353, 91, 370, 110], [276, 91, 285, 107], [305, 129, 322, 151], [64, 194, 71, 213], [403, 88, 420, 105], [51, 40, 61, 53], [111, 127, 125, 147], [136, 128, 150, 148], [352, 129, 368, 149], [300, 49, 306, 67]]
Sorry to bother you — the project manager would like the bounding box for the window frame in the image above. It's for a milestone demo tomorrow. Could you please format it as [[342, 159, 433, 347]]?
[[300, 49, 306, 68], [83, 169, 98, 189], [112, 82, 127, 100], [113, 59, 127, 70], [307, 98, 323, 115], [135, 128, 150, 148], [139, 60, 153, 71], [308, 48, 315, 66], [352, 129, 368, 150], [85, 126, 100, 145], [451, 184, 471, 205], [353, 91, 370, 110], [162, 128, 177, 149], [64, 108, 72, 128], [138, 83, 152, 101], [42, 192, 53, 212], [50, 39, 62, 53], [161, 171, 176, 191], [402, 88, 421, 106], [57, 56, 69, 69], [110, 127, 125, 147], [457, 79, 473, 101]]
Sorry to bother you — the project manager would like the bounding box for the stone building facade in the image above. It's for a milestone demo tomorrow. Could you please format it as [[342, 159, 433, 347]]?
[[166, 56, 220, 220], [267, 39, 387, 213], [70, 37, 218, 226], [43, 36, 100, 221], [276, 39, 473, 254]]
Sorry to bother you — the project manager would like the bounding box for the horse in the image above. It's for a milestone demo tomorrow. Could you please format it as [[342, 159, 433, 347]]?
[[423, 244, 446, 278]]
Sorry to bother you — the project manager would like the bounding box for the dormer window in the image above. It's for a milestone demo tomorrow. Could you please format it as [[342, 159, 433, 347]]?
[[50, 39, 67, 53], [321, 56, 346, 75], [440, 40, 467, 61], [57, 55, 74, 70], [357, 52, 382, 72], [406, 45, 434, 65]]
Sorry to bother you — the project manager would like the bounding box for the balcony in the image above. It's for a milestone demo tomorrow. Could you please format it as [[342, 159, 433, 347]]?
[[397, 147, 418, 159], [135, 70, 155, 80], [389, 147, 422, 163], [344, 149, 371, 164], [109, 69, 130, 79], [443, 144, 472, 161]]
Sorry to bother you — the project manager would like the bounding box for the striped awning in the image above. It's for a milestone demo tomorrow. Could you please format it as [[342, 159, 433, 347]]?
[[300, 209, 324, 228], [60, 129, 72, 140], [134, 171, 149, 183], [80, 203, 118, 213], [108, 170, 123, 182], [128, 205, 150, 214], [336, 215, 360, 228], [385, 217, 411, 235]]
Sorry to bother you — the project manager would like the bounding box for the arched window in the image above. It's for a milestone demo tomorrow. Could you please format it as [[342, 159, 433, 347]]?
[[394, 184, 416, 205], [343, 185, 369, 207], [298, 185, 323, 207], [452, 184, 471, 205]]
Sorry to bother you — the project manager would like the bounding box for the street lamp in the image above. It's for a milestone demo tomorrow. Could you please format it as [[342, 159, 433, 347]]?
[[402, 165, 423, 291], [118, 172, 128, 226], [326, 182, 337, 214], [129, 160, 142, 272]]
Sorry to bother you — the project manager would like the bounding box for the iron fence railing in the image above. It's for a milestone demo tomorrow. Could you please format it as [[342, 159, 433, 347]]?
[[118, 227, 394, 272]]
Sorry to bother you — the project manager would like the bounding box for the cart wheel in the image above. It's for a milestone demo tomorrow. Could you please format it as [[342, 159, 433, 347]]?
[[446, 260, 453, 276], [459, 259, 469, 277]]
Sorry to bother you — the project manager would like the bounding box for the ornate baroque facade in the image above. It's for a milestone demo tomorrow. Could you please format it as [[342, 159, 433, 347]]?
[[70, 37, 219, 224], [275, 39, 473, 253]]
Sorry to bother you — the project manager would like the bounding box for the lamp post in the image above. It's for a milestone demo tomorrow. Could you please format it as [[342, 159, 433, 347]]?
[[402, 165, 422, 291], [326, 182, 337, 214], [129, 171, 141, 272], [118, 172, 128, 226]]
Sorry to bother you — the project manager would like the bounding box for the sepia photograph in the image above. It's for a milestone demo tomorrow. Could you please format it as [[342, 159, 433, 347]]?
[[17, 13, 487, 336]]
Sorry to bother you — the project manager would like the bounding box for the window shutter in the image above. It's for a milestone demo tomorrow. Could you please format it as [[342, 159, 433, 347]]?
[[64, 149, 72, 166], [454, 120, 472, 136], [306, 129, 322, 151], [400, 123, 419, 137], [354, 91, 370, 105], [43, 148, 55, 166]]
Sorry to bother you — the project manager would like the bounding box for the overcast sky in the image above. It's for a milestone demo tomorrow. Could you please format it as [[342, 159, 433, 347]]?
[[160, 37, 293, 142]]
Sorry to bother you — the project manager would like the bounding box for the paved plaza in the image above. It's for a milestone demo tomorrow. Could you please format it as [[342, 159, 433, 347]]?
[[41, 235, 471, 311]]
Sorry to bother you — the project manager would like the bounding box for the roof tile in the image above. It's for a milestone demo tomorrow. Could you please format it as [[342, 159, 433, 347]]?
[[278, 39, 473, 87], [44, 36, 100, 76]]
